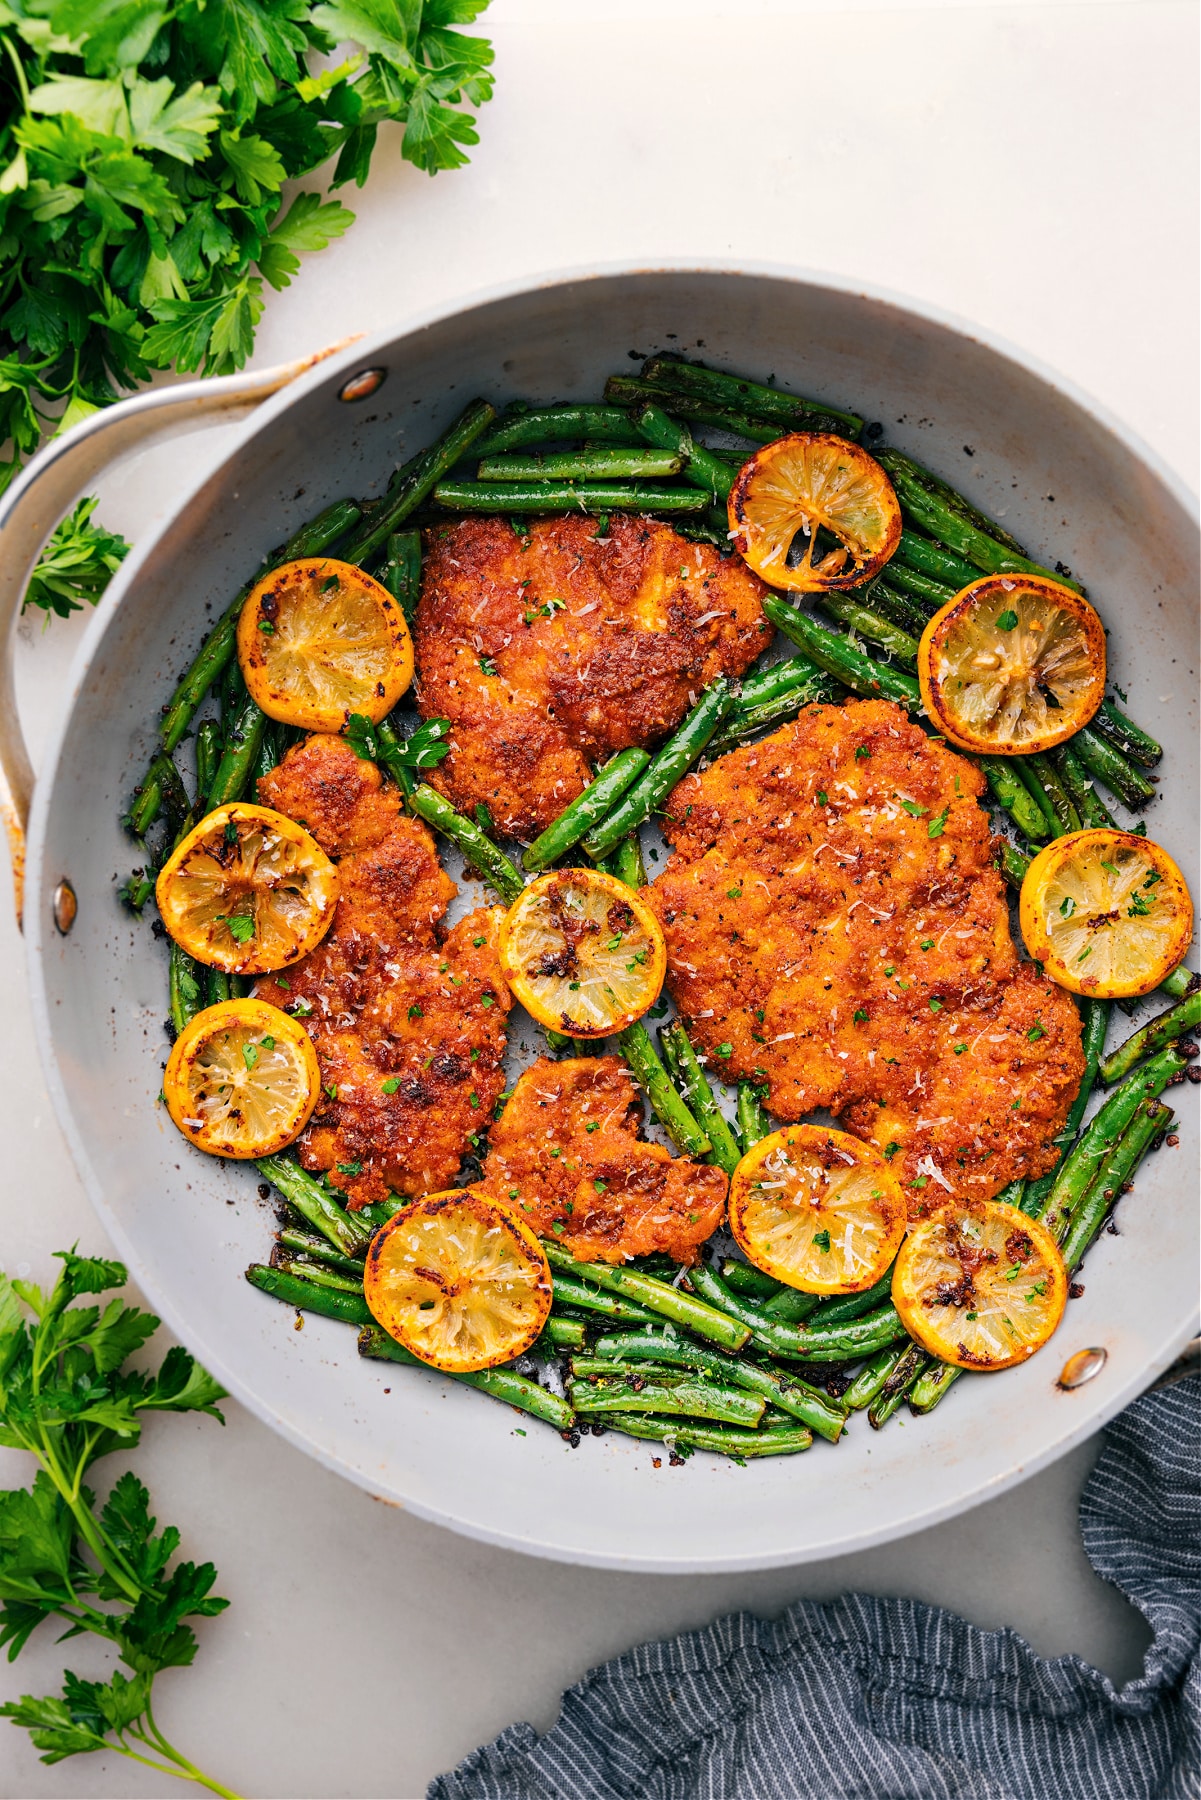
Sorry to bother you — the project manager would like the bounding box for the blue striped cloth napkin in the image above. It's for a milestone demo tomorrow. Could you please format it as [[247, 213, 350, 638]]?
[[430, 1380, 1198, 1800]]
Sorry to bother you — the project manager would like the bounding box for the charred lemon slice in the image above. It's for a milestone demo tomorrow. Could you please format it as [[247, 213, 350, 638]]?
[[237, 557, 413, 731], [728, 433, 901, 592], [727, 1125, 907, 1295], [1020, 829, 1193, 998], [163, 998, 320, 1159], [363, 1189, 552, 1373], [892, 1198, 1066, 1370], [156, 803, 338, 974], [498, 868, 666, 1037], [918, 575, 1105, 754]]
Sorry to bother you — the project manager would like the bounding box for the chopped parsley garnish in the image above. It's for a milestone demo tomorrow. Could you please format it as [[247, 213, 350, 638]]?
[[816, 790, 829, 806], [337, 1161, 362, 1176], [929, 998, 943, 1012], [241, 1043, 259, 1071], [1028, 1025, 1045, 1041], [1059, 896, 1076, 917], [920, 939, 934, 951], [884, 1142, 900, 1160], [900, 800, 928, 818], [995, 609, 1019, 631], [854, 746, 871, 760], [727, 886, 742, 899], [812, 1230, 831, 1253], [716, 1043, 732, 1057], [408, 1004, 423, 1020], [382, 1078, 400, 1095], [927, 807, 949, 839], [853, 1009, 868, 1023], [478, 654, 498, 677], [1128, 892, 1153, 917]]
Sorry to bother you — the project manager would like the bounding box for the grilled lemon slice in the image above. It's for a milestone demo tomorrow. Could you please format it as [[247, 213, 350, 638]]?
[[728, 433, 901, 592], [1020, 829, 1193, 998], [498, 868, 666, 1036], [363, 1189, 552, 1373], [727, 1125, 907, 1295], [892, 1198, 1066, 1371], [164, 999, 320, 1159], [156, 803, 338, 974], [237, 557, 413, 731], [918, 575, 1105, 754]]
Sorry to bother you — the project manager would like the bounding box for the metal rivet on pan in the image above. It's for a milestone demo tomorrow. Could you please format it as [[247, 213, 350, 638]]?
[[52, 880, 77, 935], [338, 367, 387, 403], [1058, 1346, 1107, 1390]]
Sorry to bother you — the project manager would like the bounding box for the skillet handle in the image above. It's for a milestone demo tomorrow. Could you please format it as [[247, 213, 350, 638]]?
[[0, 343, 357, 925]]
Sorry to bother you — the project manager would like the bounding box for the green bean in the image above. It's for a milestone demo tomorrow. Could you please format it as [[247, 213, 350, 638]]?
[[629, 402, 739, 502], [1012, 760, 1060, 839], [168, 942, 203, 1035], [859, 578, 932, 637], [1000, 841, 1033, 890], [763, 597, 921, 709], [880, 460, 1079, 589], [157, 498, 362, 758], [407, 783, 524, 904], [358, 1325, 575, 1431], [275, 1228, 366, 1277], [876, 560, 955, 617], [343, 400, 496, 564], [474, 406, 644, 455], [1089, 699, 1162, 768], [842, 1342, 909, 1410], [976, 757, 1052, 843], [719, 1258, 780, 1299], [616, 1020, 712, 1157], [582, 679, 735, 861], [432, 480, 710, 515], [815, 594, 920, 664], [601, 1412, 813, 1458], [1059, 1098, 1173, 1272], [589, 1330, 847, 1441], [736, 1082, 771, 1151], [478, 448, 684, 483], [604, 376, 783, 445], [805, 1265, 896, 1328], [1161, 965, 1199, 1001], [542, 1242, 749, 1349], [1100, 992, 1201, 1086], [373, 718, 415, 798], [256, 1154, 372, 1257], [541, 1315, 587, 1352], [611, 831, 647, 890], [206, 664, 268, 809], [127, 753, 189, 840], [868, 1342, 930, 1428], [773, 1303, 908, 1365], [707, 682, 841, 757], [523, 750, 652, 872], [376, 529, 422, 623], [739, 655, 838, 710], [1052, 743, 1116, 830], [569, 1374, 765, 1427], [874, 449, 1049, 567], [1072, 726, 1157, 811], [994, 1178, 1028, 1208], [1025, 752, 1081, 834], [205, 970, 231, 1006], [246, 1261, 371, 1326], [908, 1360, 963, 1413], [194, 719, 221, 805], [251, 718, 284, 791], [1039, 1043, 1187, 1234], [549, 1273, 662, 1327], [639, 356, 864, 437], [271, 1253, 362, 1295], [660, 1024, 742, 1176], [1021, 998, 1113, 1217], [760, 1287, 821, 1324], [891, 529, 980, 592]]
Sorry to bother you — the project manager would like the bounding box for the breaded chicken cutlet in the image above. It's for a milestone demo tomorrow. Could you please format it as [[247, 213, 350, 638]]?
[[645, 700, 1084, 1214], [413, 513, 770, 839], [480, 1056, 727, 1263], [255, 735, 510, 1208]]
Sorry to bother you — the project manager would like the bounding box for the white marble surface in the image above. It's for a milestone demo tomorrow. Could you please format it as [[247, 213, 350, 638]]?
[[1, 1, 1194, 1794]]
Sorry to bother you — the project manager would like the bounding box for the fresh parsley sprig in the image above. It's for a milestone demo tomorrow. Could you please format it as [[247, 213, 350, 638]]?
[[0, 0, 495, 616], [0, 1251, 238, 1796], [345, 711, 451, 769]]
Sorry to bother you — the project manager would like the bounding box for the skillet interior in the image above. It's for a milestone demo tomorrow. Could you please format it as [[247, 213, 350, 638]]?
[[24, 267, 1199, 1570]]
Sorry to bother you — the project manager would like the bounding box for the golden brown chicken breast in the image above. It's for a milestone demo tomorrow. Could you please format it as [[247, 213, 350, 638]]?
[[480, 1055, 727, 1263], [645, 700, 1084, 1216], [256, 735, 510, 1207], [413, 513, 770, 838]]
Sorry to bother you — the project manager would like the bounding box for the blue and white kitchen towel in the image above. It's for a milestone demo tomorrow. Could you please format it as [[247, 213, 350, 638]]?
[[431, 1379, 1199, 1800]]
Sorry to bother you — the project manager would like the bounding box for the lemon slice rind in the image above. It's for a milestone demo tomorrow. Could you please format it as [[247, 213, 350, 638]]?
[[1020, 828, 1193, 998], [164, 998, 320, 1159], [728, 433, 901, 593], [498, 869, 666, 1037]]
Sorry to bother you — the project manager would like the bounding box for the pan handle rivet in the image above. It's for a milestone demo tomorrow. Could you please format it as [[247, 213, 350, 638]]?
[[1058, 1346, 1107, 1390], [52, 880, 77, 935], [338, 367, 387, 403]]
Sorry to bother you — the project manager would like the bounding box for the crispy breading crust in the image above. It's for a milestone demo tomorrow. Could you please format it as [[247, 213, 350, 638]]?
[[256, 736, 510, 1207], [413, 513, 770, 838], [480, 1056, 727, 1263], [645, 700, 1084, 1216]]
